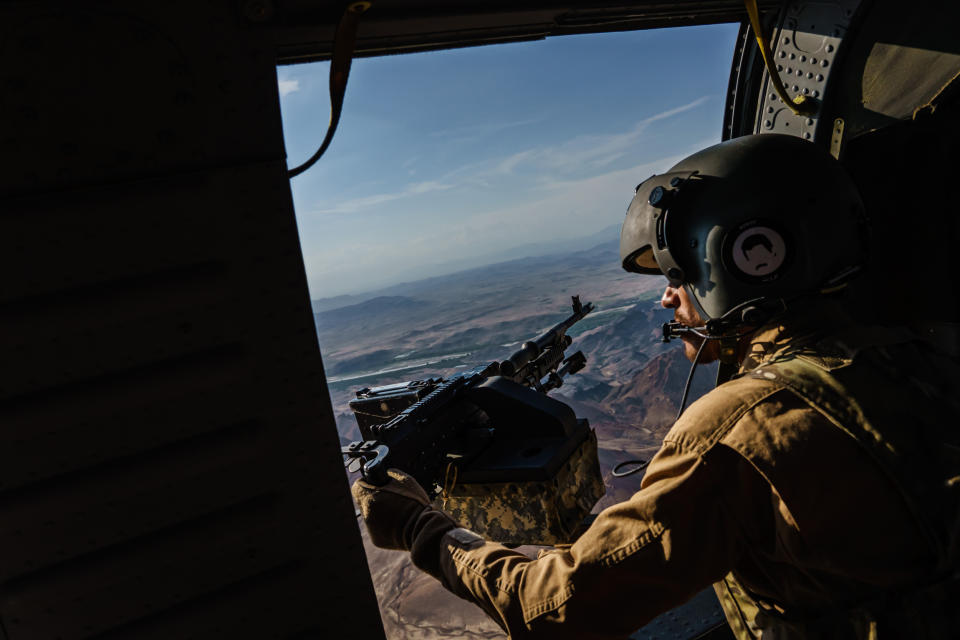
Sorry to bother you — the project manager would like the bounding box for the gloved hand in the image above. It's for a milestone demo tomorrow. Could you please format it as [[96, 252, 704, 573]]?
[[351, 469, 458, 553]]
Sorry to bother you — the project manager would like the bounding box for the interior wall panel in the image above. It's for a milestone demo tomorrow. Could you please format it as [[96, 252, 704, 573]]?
[[0, 2, 384, 638]]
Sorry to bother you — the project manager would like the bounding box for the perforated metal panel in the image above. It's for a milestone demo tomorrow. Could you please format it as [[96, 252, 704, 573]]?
[[0, 2, 384, 638], [753, 0, 863, 144], [631, 588, 728, 639]]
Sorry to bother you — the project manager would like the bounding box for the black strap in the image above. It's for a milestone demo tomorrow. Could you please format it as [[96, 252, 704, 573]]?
[[288, 2, 371, 178]]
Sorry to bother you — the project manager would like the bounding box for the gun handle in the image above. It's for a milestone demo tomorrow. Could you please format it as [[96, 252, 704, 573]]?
[[361, 444, 391, 486]]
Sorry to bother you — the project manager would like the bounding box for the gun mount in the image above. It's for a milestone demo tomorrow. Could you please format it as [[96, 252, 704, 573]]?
[[341, 296, 604, 545]]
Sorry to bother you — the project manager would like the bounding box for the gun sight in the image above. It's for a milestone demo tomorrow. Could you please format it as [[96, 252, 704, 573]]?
[[499, 296, 593, 381]]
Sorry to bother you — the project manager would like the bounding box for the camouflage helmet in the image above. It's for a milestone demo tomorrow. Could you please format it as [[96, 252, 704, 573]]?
[[619, 134, 866, 326]]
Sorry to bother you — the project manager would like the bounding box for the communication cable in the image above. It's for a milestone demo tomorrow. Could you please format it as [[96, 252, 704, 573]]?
[[743, 0, 817, 116], [612, 335, 708, 479], [675, 337, 708, 420]]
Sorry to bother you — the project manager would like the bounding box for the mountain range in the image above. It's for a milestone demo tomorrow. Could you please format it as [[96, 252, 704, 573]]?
[[311, 223, 622, 313]]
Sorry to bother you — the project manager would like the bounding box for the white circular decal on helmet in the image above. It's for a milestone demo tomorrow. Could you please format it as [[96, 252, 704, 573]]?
[[731, 225, 786, 277]]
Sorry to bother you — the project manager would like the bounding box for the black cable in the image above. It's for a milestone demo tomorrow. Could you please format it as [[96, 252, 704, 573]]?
[[288, 2, 371, 178], [611, 338, 708, 479], [676, 335, 707, 420], [612, 294, 802, 480], [612, 459, 649, 478]]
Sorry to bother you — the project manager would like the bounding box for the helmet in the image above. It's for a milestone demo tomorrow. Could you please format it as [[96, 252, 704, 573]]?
[[619, 134, 866, 329]]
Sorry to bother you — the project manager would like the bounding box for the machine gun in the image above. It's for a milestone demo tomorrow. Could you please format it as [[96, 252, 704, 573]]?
[[341, 296, 604, 545]]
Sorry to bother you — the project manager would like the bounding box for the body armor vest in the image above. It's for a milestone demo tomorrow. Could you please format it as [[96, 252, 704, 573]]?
[[714, 328, 960, 639]]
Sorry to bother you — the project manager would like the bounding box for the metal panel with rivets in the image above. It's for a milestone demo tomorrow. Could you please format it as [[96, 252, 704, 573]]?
[[753, 0, 864, 145]]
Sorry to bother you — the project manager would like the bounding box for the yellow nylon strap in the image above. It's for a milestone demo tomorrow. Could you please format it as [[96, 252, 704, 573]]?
[[441, 462, 459, 508], [819, 282, 848, 294], [744, 0, 817, 117]]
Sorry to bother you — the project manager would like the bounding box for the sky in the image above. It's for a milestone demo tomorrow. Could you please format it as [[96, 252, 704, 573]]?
[[277, 23, 740, 299]]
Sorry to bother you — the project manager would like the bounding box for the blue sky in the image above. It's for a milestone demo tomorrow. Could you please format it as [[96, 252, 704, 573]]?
[[278, 23, 740, 298]]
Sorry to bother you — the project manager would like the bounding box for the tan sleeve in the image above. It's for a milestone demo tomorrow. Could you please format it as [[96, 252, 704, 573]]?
[[411, 439, 767, 639]]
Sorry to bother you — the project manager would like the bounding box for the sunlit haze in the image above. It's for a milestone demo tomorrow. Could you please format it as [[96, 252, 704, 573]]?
[[278, 24, 739, 298]]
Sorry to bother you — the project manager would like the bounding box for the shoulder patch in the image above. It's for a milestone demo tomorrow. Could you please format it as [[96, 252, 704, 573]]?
[[752, 367, 781, 381]]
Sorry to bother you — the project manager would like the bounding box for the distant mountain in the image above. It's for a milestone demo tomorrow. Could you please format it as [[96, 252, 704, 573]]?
[[315, 295, 426, 329], [311, 224, 623, 312], [463, 222, 622, 266], [574, 301, 670, 371], [311, 293, 371, 313], [351, 239, 624, 304]]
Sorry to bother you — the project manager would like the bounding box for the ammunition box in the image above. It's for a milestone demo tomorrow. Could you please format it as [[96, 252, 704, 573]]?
[[439, 425, 604, 546], [349, 379, 440, 438]]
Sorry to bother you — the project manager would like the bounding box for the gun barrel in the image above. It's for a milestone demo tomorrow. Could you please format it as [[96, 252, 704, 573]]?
[[500, 297, 594, 379]]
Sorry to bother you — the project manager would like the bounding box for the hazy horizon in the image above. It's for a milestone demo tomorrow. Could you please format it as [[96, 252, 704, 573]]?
[[310, 221, 623, 303]]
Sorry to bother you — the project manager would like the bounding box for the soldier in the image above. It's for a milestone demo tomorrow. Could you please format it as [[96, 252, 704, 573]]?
[[352, 134, 960, 639]]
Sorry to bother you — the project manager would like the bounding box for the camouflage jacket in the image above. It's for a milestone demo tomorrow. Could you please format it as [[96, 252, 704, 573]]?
[[411, 304, 960, 639]]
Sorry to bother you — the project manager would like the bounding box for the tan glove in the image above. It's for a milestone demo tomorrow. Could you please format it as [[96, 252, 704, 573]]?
[[352, 469, 460, 577]]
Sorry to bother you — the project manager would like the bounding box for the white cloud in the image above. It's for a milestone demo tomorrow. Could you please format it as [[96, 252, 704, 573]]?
[[494, 149, 536, 175], [304, 95, 713, 219], [307, 180, 455, 215], [278, 79, 301, 96], [424, 95, 714, 190], [454, 154, 686, 237], [490, 95, 712, 176], [428, 117, 543, 143], [645, 96, 712, 123]]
